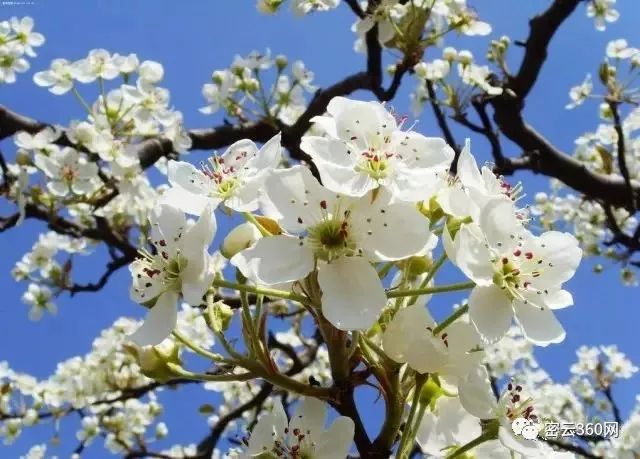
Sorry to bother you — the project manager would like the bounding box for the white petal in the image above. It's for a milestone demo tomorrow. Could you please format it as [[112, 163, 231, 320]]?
[[458, 365, 498, 419], [264, 165, 336, 233], [536, 231, 582, 284], [479, 197, 521, 250], [167, 160, 212, 195], [351, 190, 432, 261], [130, 291, 179, 346], [300, 136, 356, 168], [451, 224, 494, 285], [316, 417, 355, 459], [514, 301, 565, 346], [393, 132, 454, 170], [250, 132, 282, 169], [231, 235, 314, 285], [498, 425, 542, 456], [468, 285, 513, 344], [456, 139, 484, 191], [161, 187, 215, 216], [543, 289, 573, 309], [248, 414, 277, 455], [317, 257, 387, 330], [290, 397, 326, 441], [221, 138, 259, 171]]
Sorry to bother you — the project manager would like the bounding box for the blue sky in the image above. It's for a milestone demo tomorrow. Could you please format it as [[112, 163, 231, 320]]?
[[1, 0, 640, 457]]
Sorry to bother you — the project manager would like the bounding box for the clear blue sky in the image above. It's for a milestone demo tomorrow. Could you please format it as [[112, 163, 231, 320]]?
[[1, 1, 640, 457]]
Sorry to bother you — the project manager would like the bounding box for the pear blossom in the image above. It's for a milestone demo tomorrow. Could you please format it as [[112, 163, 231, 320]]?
[[566, 74, 592, 109], [33, 147, 99, 197], [21, 284, 56, 321], [129, 204, 216, 345], [14, 127, 60, 151], [139, 60, 164, 83], [200, 70, 236, 114], [459, 367, 545, 457], [606, 39, 638, 59], [438, 139, 526, 221], [163, 133, 282, 215], [291, 0, 341, 16], [238, 397, 354, 459], [301, 96, 454, 201], [445, 197, 582, 345], [586, 0, 619, 31], [291, 60, 316, 91], [416, 396, 510, 458], [72, 49, 119, 83], [459, 63, 503, 95], [0, 43, 29, 84], [9, 17, 45, 57], [232, 165, 434, 330], [382, 303, 483, 379], [112, 53, 140, 74]]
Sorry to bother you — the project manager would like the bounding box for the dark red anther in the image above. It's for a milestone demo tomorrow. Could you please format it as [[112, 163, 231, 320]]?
[[525, 252, 533, 259], [320, 200, 327, 210]]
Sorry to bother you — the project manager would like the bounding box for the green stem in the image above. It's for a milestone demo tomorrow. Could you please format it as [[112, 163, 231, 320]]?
[[211, 278, 310, 304], [397, 375, 427, 458], [408, 252, 447, 306], [166, 363, 253, 382], [445, 427, 497, 459], [71, 87, 94, 116], [433, 304, 469, 335], [386, 281, 475, 299], [171, 330, 227, 363]]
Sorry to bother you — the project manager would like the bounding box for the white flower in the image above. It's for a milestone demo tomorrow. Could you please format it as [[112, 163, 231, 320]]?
[[566, 74, 592, 109], [163, 133, 282, 214], [14, 127, 60, 150], [606, 39, 638, 59], [72, 49, 119, 83], [459, 63, 503, 95], [292, 60, 317, 91], [301, 96, 454, 201], [139, 60, 164, 83], [9, 17, 44, 55], [241, 397, 354, 459], [416, 396, 510, 458], [113, 53, 140, 74], [459, 368, 544, 457], [200, 70, 236, 114], [232, 166, 434, 330], [291, 0, 341, 16], [22, 284, 56, 321], [414, 59, 450, 81], [382, 303, 483, 378], [129, 204, 217, 346], [232, 49, 272, 71], [445, 198, 582, 345], [34, 147, 99, 197], [586, 0, 619, 31], [438, 139, 525, 221], [0, 43, 29, 84]]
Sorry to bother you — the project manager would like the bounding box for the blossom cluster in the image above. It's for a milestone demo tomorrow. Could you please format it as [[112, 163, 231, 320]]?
[[199, 50, 317, 125], [0, 17, 44, 84]]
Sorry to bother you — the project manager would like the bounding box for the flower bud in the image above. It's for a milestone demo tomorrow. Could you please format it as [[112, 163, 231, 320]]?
[[401, 256, 432, 277], [221, 222, 262, 259], [127, 341, 181, 383], [414, 62, 428, 79], [15, 149, 32, 166], [442, 47, 458, 61], [458, 50, 473, 65], [206, 301, 234, 333], [275, 54, 288, 71]]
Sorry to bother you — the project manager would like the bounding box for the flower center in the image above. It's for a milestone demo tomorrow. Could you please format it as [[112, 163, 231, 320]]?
[[61, 165, 78, 183], [491, 249, 546, 303], [356, 150, 394, 180], [200, 156, 242, 199], [307, 217, 355, 262], [504, 382, 538, 423]]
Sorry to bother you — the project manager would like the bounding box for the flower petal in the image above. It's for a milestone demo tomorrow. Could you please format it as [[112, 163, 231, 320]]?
[[318, 257, 387, 330], [316, 416, 355, 459], [130, 291, 179, 346], [231, 235, 314, 285], [514, 301, 565, 346], [468, 285, 513, 344]]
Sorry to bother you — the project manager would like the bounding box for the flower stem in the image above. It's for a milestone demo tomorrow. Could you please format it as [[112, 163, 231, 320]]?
[[165, 363, 253, 382], [445, 425, 497, 459], [397, 374, 428, 458], [386, 281, 475, 298], [211, 278, 310, 304], [171, 330, 228, 363], [433, 304, 469, 335], [408, 252, 448, 306]]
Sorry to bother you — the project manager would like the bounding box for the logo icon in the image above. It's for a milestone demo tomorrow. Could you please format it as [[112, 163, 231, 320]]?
[[511, 417, 541, 441]]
